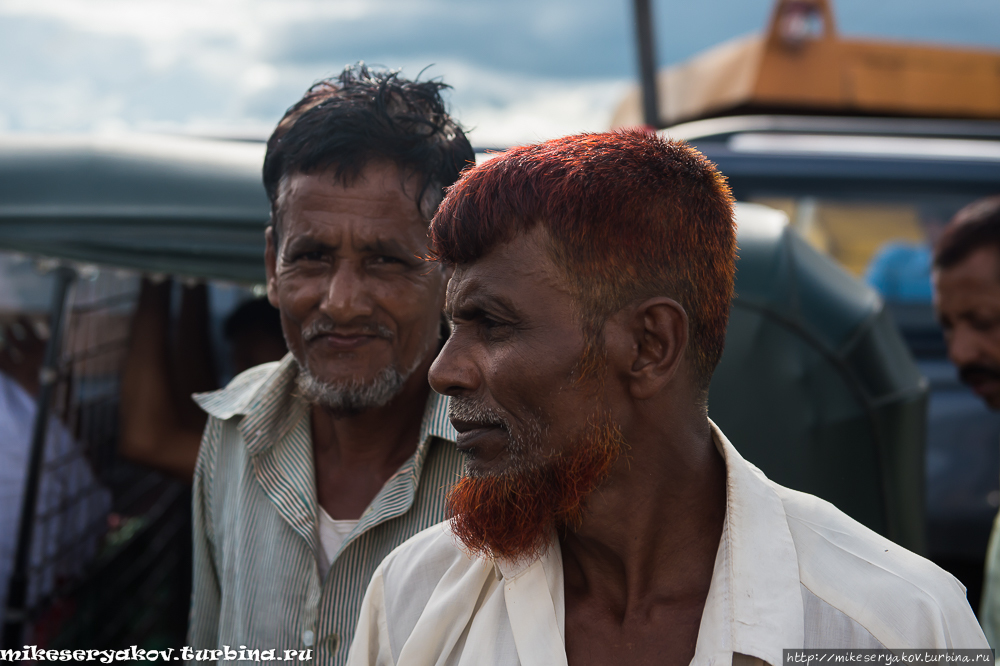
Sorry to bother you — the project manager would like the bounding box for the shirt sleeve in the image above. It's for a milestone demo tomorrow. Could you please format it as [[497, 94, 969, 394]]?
[[187, 417, 223, 650], [346, 565, 396, 666]]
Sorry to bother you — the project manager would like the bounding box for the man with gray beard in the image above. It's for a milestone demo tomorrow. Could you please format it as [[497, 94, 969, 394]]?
[[188, 65, 473, 666]]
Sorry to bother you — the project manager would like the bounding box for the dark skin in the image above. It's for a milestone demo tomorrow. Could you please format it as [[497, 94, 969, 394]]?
[[119, 280, 215, 481], [933, 245, 1000, 410], [266, 162, 449, 520], [429, 227, 727, 666], [119, 281, 290, 482]]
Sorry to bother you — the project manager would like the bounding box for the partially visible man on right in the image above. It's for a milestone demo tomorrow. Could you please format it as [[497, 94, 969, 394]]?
[[934, 195, 1000, 647]]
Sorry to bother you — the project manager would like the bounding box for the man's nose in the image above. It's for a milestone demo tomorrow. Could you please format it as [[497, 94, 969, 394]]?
[[319, 262, 375, 321], [429, 333, 480, 396]]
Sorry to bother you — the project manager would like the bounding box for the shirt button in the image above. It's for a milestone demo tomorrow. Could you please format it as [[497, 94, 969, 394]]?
[[323, 634, 340, 651], [302, 629, 315, 647]]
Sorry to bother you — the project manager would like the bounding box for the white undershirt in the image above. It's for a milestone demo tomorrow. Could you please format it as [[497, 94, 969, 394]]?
[[316, 506, 359, 579]]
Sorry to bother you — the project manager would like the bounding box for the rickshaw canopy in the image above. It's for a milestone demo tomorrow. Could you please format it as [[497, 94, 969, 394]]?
[[0, 134, 270, 284]]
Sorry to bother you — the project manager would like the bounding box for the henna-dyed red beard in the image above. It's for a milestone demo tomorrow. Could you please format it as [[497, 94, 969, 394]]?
[[446, 412, 624, 562]]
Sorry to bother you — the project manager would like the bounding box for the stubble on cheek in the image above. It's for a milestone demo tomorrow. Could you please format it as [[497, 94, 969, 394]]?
[[448, 396, 547, 474]]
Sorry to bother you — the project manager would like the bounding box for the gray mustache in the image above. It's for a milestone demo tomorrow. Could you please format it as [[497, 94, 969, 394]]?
[[447, 397, 510, 431], [302, 318, 394, 342]]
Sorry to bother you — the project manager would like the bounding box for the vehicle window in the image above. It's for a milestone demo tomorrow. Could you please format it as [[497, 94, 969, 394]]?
[[750, 194, 967, 285], [0, 250, 272, 648]]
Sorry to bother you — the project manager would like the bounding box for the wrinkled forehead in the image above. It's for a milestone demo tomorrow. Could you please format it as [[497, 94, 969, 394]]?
[[271, 164, 435, 252], [275, 161, 440, 222], [445, 227, 575, 314]]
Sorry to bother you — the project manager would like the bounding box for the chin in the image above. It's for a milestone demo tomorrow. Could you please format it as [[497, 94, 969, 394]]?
[[295, 358, 411, 413], [464, 451, 538, 479], [307, 353, 375, 374]]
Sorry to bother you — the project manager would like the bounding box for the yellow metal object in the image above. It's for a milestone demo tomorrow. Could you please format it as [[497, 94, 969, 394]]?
[[612, 0, 1000, 128], [753, 197, 927, 276]]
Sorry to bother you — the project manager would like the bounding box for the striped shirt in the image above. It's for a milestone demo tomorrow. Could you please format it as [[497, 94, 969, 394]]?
[[188, 354, 463, 665]]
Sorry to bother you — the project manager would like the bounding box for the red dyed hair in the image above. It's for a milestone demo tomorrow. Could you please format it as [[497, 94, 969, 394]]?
[[431, 129, 736, 384]]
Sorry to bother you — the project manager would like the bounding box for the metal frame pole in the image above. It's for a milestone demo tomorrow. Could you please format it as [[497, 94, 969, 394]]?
[[2, 265, 76, 648], [633, 0, 661, 128]]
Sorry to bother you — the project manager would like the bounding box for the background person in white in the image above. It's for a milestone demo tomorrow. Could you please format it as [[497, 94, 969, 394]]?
[[349, 131, 987, 666], [0, 318, 110, 618]]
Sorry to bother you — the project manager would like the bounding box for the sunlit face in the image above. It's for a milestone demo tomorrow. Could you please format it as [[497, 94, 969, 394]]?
[[933, 245, 1000, 410], [265, 162, 448, 412], [428, 228, 623, 560], [429, 226, 603, 475]]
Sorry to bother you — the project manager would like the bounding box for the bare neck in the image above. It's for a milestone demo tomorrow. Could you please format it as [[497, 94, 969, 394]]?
[[560, 402, 727, 619], [311, 379, 430, 467], [310, 357, 434, 520]]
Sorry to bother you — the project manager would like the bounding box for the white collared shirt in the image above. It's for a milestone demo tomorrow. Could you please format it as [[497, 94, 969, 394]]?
[[347, 423, 988, 666]]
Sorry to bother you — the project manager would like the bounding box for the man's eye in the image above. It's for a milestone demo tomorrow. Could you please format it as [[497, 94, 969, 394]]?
[[971, 315, 1000, 332], [370, 256, 415, 271], [480, 317, 512, 339], [293, 250, 325, 262]]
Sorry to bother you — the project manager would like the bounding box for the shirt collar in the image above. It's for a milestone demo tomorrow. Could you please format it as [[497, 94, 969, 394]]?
[[693, 421, 803, 666], [336, 386, 456, 539], [196, 354, 459, 552], [193, 354, 292, 421], [489, 420, 803, 666], [195, 355, 457, 457]]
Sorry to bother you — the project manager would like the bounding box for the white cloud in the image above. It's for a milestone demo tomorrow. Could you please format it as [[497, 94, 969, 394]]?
[[0, 0, 996, 146], [417, 59, 629, 145], [0, 0, 630, 145]]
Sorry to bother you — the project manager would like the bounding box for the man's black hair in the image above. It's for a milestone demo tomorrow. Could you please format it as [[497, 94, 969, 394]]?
[[263, 63, 474, 240], [934, 196, 1000, 270]]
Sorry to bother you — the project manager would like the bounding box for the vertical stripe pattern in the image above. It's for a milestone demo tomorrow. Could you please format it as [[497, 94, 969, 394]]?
[[188, 355, 463, 665]]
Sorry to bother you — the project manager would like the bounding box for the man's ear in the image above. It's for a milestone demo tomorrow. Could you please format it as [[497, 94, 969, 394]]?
[[618, 297, 689, 400], [265, 224, 280, 308]]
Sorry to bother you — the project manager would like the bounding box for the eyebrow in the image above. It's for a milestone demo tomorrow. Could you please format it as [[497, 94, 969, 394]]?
[[283, 235, 418, 258], [358, 238, 413, 257], [283, 235, 329, 254], [449, 285, 520, 321]]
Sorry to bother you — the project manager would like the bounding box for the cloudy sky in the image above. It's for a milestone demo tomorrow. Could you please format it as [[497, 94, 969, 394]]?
[[1, 0, 999, 147]]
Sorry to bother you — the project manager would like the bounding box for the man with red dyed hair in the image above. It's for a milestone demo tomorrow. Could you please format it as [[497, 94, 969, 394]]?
[[348, 131, 987, 666]]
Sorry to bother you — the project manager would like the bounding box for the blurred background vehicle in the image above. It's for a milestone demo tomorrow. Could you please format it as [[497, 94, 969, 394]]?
[[670, 114, 1000, 604]]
